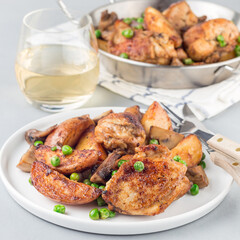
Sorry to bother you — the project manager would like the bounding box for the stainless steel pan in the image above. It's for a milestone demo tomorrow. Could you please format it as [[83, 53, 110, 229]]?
[[89, 0, 240, 89]]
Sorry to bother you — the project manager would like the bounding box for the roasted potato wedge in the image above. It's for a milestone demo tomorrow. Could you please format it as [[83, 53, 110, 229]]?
[[144, 6, 182, 48], [150, 126, 184, 149], [141, 101, 172, 136], [44, 115, 93, 147], [76, 125, 107, 163], [171, 134, 202, 168], [35, 145, 99, 175], [31, 161, 101, 205], [16, 145, 36, 172]]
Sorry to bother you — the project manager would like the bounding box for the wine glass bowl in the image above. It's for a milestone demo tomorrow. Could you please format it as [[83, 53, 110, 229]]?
[[15, 9, 99, 112]]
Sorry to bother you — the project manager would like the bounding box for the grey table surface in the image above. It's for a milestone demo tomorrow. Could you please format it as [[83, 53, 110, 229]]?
[[1, 0, 240, 239]]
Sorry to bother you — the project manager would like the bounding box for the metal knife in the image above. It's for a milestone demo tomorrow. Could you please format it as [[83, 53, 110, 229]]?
[[182, 104, 240, 185]]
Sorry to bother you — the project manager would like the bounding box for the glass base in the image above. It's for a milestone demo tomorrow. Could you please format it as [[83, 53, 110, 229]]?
[[26, 95, 92, 113]]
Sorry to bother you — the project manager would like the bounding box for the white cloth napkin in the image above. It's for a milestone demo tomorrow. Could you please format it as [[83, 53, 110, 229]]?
[[99, 67, 240, 121]]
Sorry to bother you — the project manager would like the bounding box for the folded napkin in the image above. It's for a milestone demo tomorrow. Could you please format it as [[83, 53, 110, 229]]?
[[99, 67, 240, 121]]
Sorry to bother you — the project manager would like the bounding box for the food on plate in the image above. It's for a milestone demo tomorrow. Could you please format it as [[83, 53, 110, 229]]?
[[95, 112, 146, 153], [141, 101, 172, 136], [18, 101, 208, 217], [31, 161, 101, 205], [35, 145, 99, 175], [44, 116, 93, 147], [171, 134, 202, 168], [102, 145, 191, 215], [95, 0, 240, 66]]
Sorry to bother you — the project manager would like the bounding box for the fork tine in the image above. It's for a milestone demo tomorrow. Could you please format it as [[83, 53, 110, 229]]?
[[160, 102, 184, 123]]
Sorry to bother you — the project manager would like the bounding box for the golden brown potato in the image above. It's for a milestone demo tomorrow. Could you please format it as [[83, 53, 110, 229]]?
[[44, 115, 93, 147], [31, 161, 101, 205], [141, 101, 172, 136], [35, 145, 99, 175], [144, 7, 182, 48], [75, 125, 107, 163], [150, 126, 184, 149], [171, 134, 202, 168]]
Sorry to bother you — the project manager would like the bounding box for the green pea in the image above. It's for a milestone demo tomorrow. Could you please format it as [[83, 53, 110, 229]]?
[[51, 146, 57, 151], [89, 208, 100, 220], [134, 161, 144, 172], [149, 139, 159, 145], [238, 36, 240, 43], [34, 140, 43, 147], [29, 177, 32, 185], [123, 18, 132, 25], [83, 179, 91, 185], [109, 210, 116, 218], [99, 208, 110, 219], [184, 58, 194, 65], [235, 45, 240, 56], [112, 170, 118, 176], [51, 156, 60, 167], [219, 41, 226, 47], [179, 159, 187, 166], [91, 183, 99, 188], [53, 204, 65, 214], [118, 160, 127, 168], [70, 173, 80, 182], [137, 17, 144, 23], [201, 152, 206, 161], [62, 145, 73, 155], [97, 196, 107, 206], [135, 24, 143, 30], [199, 160, 206, 169], [190, 184, 199, 196], [122, 29, 134, 38], [119, 53, 129, 59], [99, 185, 105, 190], [95, 29, 101, 38], [173, 155, 181, 162], [217, 35, 224, 42]]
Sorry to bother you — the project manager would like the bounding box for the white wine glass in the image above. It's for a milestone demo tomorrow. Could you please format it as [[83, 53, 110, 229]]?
[[15, 9, 99, 112]]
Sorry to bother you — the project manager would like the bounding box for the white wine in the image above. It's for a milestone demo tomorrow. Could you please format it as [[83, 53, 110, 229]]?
[[15, 44, 99, 110]]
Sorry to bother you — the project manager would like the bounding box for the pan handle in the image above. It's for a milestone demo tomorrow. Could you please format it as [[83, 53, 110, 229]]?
[[214, 62, 240, 76]]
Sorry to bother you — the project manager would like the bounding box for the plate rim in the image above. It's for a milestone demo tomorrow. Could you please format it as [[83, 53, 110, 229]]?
[[0, 107, 233, 235]]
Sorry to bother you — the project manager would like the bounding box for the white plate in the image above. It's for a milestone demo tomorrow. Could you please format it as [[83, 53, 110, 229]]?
[[0, 107, 233, 235]]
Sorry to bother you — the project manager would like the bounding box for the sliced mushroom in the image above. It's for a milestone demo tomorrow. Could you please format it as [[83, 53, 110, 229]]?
[[25, 125, 57, 145], [16, 145, 36, 172], [93, 110, 113, 124], [90, 151, 122, 184]]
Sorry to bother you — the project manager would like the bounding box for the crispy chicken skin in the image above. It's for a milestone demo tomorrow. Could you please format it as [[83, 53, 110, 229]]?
[[44, 116, 93, 148], [144, 6, 182, 48], [95, 112, 146, 154], [35, 145, 99, 175], [31, 161, 101, 205], [95, 112, 146, 153], [163, 1, 205, 33], [183, 18, 239, 62], [107, 20, 177, 65], [102, 145, 190, 216]]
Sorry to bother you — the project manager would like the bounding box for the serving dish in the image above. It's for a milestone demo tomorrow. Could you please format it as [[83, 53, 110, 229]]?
[[0, 107, 233, 235], [89, 0, 240, 89]]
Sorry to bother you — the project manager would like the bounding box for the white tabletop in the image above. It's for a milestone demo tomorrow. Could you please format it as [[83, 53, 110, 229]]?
[[1, 0, 240, 239]]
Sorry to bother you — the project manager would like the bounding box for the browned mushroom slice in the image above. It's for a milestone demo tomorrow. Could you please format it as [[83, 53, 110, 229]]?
[[25, 125, 57, 145], [186, 165, 209, 189], [90, 151, 122, 184], [35, 145, 99, 175], [16, 145, 36, 172], [93, 110, 113, 124], [31, 161, 101, 205], [124, 105, 143, 121], [44, 115, 93, 147]]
